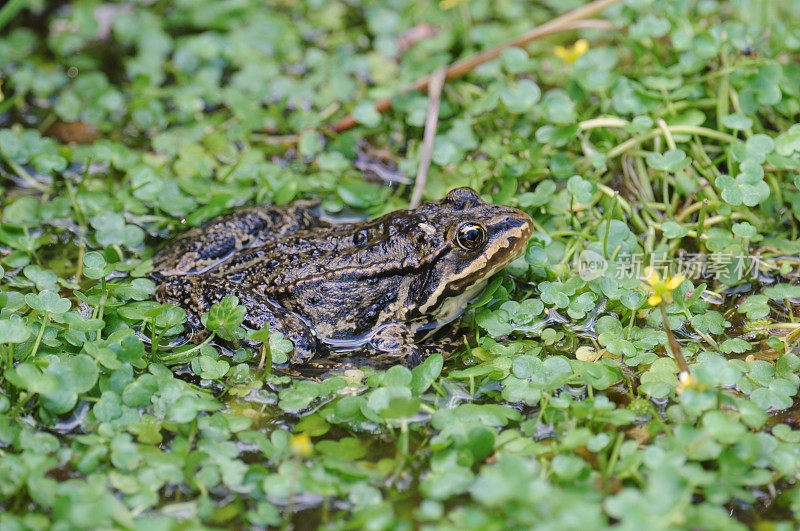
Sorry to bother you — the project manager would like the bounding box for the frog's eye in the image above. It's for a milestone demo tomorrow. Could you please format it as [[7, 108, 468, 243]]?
[[455, 222, 487, 250]]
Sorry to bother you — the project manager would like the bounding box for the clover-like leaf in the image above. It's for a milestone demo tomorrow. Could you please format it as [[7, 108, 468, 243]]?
[[25, 290, 71, 316], [646, 149, 690, 172], [731, 222, 760, 240], [268, 332, 294, 365], [691, 311, 729, 335], [539, 282, 570, 308], [732, 133, 774, 164], [6, 362, 59, 395], [629, 14, 671, 39], [501, 47, 531, 73], [566, 175, 594, 204], [0, 316, 31, 343], [715, 172, 770, 207], [535, 124, 579, 147], [191, 354, 230, 380], [83, 251, 113, 279], [540, 89, 576, 124], [720, 338, 751, 354], [500, 79, 541, 113], [23, 265, 59, 292], [39, 354, 99, 414], [721, 113, 753, 130], [775, 124, 800, 156], [352, 102, 381, 128], [701, 410, 747, 444], [476, 299, 544, 337], [737, 294, 770, 319], [567, 292, 596, 320], [517, 180, 556, 207], [750, 379, 797, 411], [598, 332, 637, 358], [203, 294, 246, 340], [639, 358, 679, 398], [661, 221, 688, 239], [764, 284, 800, 300], [90, 211, 145, 248]]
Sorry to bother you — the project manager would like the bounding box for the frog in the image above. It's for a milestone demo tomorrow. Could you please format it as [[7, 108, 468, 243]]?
[[151, 187, 533, 368]]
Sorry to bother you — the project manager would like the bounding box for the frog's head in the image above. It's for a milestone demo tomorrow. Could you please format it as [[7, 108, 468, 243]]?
[[409, 187, 533, 322]]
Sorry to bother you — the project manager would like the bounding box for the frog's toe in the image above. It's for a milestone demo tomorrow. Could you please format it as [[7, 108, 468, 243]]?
[[366, 324, 425, 367], [288, 339, 317, 365], [404, 349, 424, 368]]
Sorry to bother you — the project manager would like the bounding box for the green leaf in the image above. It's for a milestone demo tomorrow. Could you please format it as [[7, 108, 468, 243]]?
[[501, 79, 541, 113], [775, 124, 800, 156], [82, 251, 110, 279], [566, 175, 594, 203], [25, 290, 71, 316], [721, 113, 753, 130], [268, 332, 293, 364], [639, 358, 679, 398], [750, 379, 797, 411], [90, 212, 144, 248], [540, 89, 576, 124], [6, 362, 59, 395], [352, 102, 381, 128], [646, 149, 690, 172], [701, 411, 746, 444], [298, 131, 324, 157], [410, 354, 443, 395], [0, 316, 31, 343], [203, 294, 246, 339], [191, 355, 230, 380], [737, 294, 770, 319], [764, 284, 800, 300], [661, 221, 688, 239]]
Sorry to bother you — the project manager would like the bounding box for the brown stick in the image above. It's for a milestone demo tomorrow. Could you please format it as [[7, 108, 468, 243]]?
[[410, 67, 447, 208], [660, 303, 689, 373], [329, 1, 620, 133]]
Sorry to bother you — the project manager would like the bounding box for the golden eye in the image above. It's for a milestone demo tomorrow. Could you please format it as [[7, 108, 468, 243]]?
[[456, 222, 487, 250]]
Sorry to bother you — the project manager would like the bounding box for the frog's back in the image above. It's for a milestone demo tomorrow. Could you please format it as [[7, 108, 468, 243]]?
[[152, 202, 325, 276]]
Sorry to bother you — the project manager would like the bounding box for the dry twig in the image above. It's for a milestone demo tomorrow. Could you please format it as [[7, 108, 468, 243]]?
[[329, 0, 620, 133], [410, 67, 447, 208]]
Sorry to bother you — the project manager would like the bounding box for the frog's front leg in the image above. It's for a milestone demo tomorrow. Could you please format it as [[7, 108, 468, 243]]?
[[366, 323, 425, 367], [152, 202, 325, 276], [154, 276, 317, 364]]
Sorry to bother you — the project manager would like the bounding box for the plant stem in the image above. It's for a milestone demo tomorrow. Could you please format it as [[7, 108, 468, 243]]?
[[0, 0, 28, 32], [660, 303, 688, 373], [24, 315, 49, 362], [330, 0, 623, 132], [160, 333, 216, 362], [607, 126, 739, 159], [5, 160, 49, 191]]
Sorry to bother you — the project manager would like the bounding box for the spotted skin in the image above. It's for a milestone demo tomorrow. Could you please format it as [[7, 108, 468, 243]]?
[[152, 188, 533, 368]]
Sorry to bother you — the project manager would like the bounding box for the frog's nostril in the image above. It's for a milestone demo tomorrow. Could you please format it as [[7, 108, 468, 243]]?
[[497, 211, 533, 235]]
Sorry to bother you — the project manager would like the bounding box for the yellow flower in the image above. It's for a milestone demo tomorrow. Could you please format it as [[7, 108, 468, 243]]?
[[675, 370, 692, 394], [439, 0, 466, 9], [575, 345, 600, 362], [642, 267, 685, 306], [554, 39, 590, 64], [290, 433, 313, 457]]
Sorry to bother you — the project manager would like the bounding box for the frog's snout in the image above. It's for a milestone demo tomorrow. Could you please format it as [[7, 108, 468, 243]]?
[[495, 208, 533, 260]]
